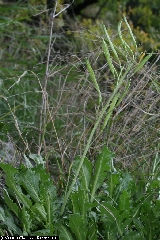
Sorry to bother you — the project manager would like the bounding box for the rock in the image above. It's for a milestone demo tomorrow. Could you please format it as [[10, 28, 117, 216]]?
[[0, 140, 21, 167]]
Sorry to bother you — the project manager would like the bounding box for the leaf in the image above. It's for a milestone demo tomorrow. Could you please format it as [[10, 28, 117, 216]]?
[[121, 231, 144, 240], [100, 202, 118, 223], [5, 173, 32, 209], [56, 224, 74, 240], [17, 169, 41, 203], [114, 172, 133, 201], [3, 217, 22, 235], [29, 154, 45, 167], [0, 206, 6, 222], [90, 146, 114, 202], [69, 214, 87, 240], [87, 220, 97, 240], [31, 202, 47, 222], [71, 191, 81, 214], [44, 192, 55, 235], [0, 122, 5, 131], [133, 53, 152, 74], [133, 218, 145, 236], [32, 229, 51, 236], [108, 172, 120, 198], [22, 207, 31, 235], [3, 189, 20, 218], [100, 202, 123, 236], [39, 180, 57, 224], [24, 154, 34, 168], [0, 163, 18, 176], [70, 188, 92, 217], [0, 207, 22, 235], [153, 200, 160, 218], [119, 190, 131, 212], [80, 157, 92, 191], [140, 201, 155, 238]]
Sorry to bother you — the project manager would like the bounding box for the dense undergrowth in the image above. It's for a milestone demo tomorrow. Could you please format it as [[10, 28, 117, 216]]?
[[0, 1, 160, 238], [0, 148, 159, 238]]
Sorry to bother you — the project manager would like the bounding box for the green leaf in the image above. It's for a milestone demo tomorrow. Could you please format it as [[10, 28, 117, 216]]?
[[3, 189, 20, 218], [44, 192, 55, 235], [100, 202, 123, 236], [119, 190, 131, 212], [121, 231, 144, 240], [0, 206, 6, 222], [71, 191, 81, 214], [0, 122, 5, 131], [57, 224, 74, 240], [24, 154, 34, 168], [69, 214, 87, 240], [133, 53, 152, 75], [140, 201, 155, 238], [87, 220, 97, 240], [32, 229, 51, 236], [3, 217, 22, 235], [70, 188, 92, 217], [153, 200, 160, 218], [22, 207, 31, 235], [31, 202, 47, 222], [39, 180, 57, 224], [108, 172, 120, 198], [133, 218, 145, 236], [114, 172, 133, 201], [100, 202, 118, 223], [90, 146, 114, 202], [5, 173, 32, 209], [80, 157, 92, 191], [0, 207, 22, 235], [0, 163, 17, 176], [29, 154, 45, 167], [17, 169, 41, 203]]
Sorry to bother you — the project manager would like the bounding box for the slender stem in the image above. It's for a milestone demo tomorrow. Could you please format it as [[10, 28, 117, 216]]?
[[38, 2, 57, 157]]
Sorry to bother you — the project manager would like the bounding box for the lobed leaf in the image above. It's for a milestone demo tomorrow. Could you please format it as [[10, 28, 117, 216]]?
[[69, 214, 87, 240], [90, 146, 114, 202]]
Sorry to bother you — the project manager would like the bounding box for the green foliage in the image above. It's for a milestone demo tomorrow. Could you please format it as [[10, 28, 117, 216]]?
[[0, 159, 57, 236], [0, 148, 159, 238]]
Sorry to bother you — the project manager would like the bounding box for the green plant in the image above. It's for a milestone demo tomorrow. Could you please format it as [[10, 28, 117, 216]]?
[[0, 155, 57, 236], [0, 5, 159, 237], [60, 15, 153, 216], [0, 147, 159, 238]]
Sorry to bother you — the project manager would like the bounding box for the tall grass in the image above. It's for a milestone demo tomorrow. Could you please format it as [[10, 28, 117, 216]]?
[[0, 3, 159, 180]]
